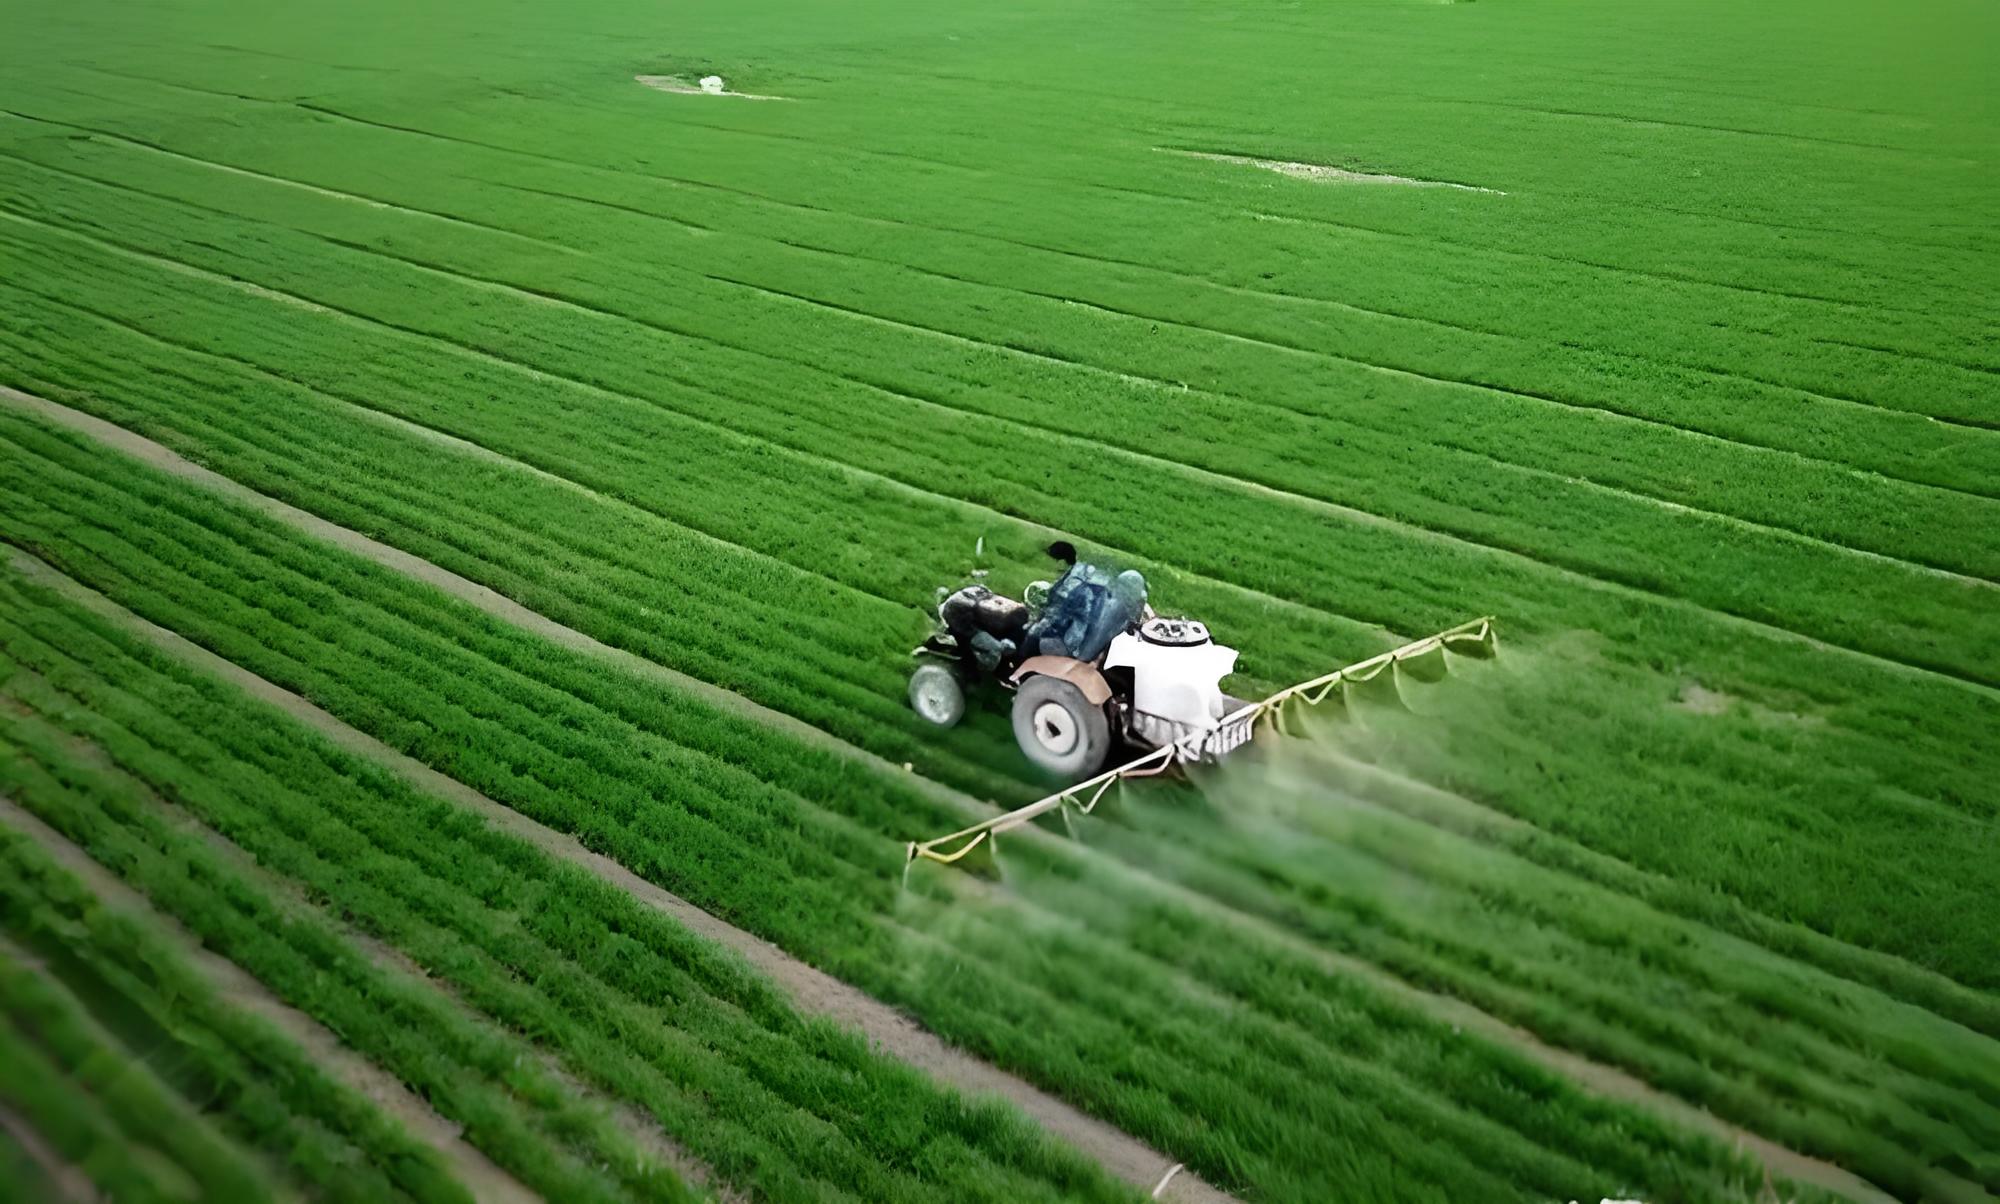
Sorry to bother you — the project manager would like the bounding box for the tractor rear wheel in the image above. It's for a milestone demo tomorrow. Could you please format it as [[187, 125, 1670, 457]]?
[[1011, 674, 1112, 779]]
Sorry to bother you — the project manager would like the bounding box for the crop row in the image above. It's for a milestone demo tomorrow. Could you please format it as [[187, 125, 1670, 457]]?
[[0, 820, 472, 1204], [0, 274, 1089, 799], [4, 338, 1993, 1191], [1, 269, 1993, 1038], [0, 567, 1142, 1204], [1, 168, 1992, 728], [1, 185, 1996, 1003], [1071, 738, 2000, 1199], [7, 112, 1998, 570], [0, 407, 1807, 1202], [0, 698, 705, 1201], [21, 54, 1997, 401], [1, 145, 1993, 701], [2, 277, 1993, 1049], [0, 935, 285, 1204]]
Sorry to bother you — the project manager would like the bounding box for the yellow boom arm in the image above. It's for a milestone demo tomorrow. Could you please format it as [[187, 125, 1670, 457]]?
[[904, 616, 1496, 866]]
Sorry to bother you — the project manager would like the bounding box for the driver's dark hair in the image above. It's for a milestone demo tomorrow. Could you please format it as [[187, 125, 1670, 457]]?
[[1046, 539, 1077, 566]]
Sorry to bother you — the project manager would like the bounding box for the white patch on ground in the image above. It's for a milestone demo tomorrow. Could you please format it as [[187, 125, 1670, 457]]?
[[634, 74, 791, 101], [1164, 148, 1503, 193], [1674, 681, 1734, 715], [1674, 680, 1821, 726]]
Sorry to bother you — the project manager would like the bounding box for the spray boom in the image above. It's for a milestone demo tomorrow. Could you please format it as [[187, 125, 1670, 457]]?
[[904, 616, 1496, 867]]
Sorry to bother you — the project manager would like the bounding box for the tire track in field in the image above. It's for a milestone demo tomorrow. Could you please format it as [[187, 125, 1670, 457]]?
[[58, 73, 2000, 384], [40, 122, 1984, 534], [31, 372, 1984, 1168], [11, 108, 1991, 513], [0, 795, 536, 1204], [10, 431, 1622, 1195], [1238, 202, 1993, 332], [1554, 65, 1937, 125], [1304, 746, 2000, 1039], [725, 204, 2000, 433], [807, 53, 1962, 165], [0, 269, 901, 616], [30, 71, 1989, 354], [1425, 96, 1970, 159], [0, 294, 1031, 796], [545, 71, 1983, 265], [0, 387, 981, 814], [0, 210, 1377, 646], [8, 205, 1993, 699], [1, 548, 1229, 1204], [882, 910, 1602, 1202], [478, 126, 1997, 369], [0, 1099, 99, 1204], [720, 264, 2000, 580], [5, 682, 745, 1203], [758, 89, 1983, 271], [843, 240, 2000, 437], [291, 92, 2000, 343], [44, 125, 1999, 603], [215, 223, 2000, 687], [31, 140, 2000, 560], [1817, 333, 2000, 377], [484, 156, 2000, 489], [0, 399, 1914, 1204]]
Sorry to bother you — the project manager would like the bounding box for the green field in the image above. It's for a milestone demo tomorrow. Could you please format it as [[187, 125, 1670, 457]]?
[[0, 0, 1995, 1201]]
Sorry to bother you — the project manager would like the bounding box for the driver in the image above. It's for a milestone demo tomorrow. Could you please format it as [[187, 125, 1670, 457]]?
[[1024, 542, 1146, 662]]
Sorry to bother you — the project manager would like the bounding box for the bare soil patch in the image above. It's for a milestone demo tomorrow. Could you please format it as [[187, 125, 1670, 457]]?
[[1674, 680, 1823, 726], [1166, 148, 1503, 194], [1676, 681, 1734, 715], [634, 74, 791, 101]]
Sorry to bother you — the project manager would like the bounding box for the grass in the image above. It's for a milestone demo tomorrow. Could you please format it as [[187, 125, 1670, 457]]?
[[0, 555, 1137, 1204], [0, 0, 1995, 1199], [0, 827, 472, 1204], [0, 408, 1812, 1202]]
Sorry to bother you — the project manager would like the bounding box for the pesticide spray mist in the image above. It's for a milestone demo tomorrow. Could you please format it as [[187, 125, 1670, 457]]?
[[886, 629, 1581, 1034]]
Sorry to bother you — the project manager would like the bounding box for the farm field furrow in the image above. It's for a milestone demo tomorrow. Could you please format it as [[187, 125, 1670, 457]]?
[[6, 92, 1999, 516], [4, 162, 1997, 696], [3, 0, 1995, 1200], [3, 258, 2000, 1000], [4, 249, 1997, 1006], [1067, 760, 2000, 1195], [3, 394, 1984, 1200], [23, 122, 1987, 583], [47, 42, 2000, 358], [32, 32, 1995, 342], [0, 179, 1992, 708], [1, 345, 1985, 1061], [3, 152, 2000, 852], [0, 565, 1149, 1204], [0, 810, 488, 1204], [0, 407, 1850, 1203]]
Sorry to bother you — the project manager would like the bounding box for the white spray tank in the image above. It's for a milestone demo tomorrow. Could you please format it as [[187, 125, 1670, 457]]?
[[1103, 618, 1238, 733]]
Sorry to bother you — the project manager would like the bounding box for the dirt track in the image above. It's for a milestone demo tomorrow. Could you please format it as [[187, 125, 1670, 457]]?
[[3, 548, 1223, 1202], [0, 797, 540, 1204], [0, 384, 1896, 1204]]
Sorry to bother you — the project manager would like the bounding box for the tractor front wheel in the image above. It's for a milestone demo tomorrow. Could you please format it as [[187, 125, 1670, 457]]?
[[1011, 674, 1112, 780], [908, 662, 966, 727]]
